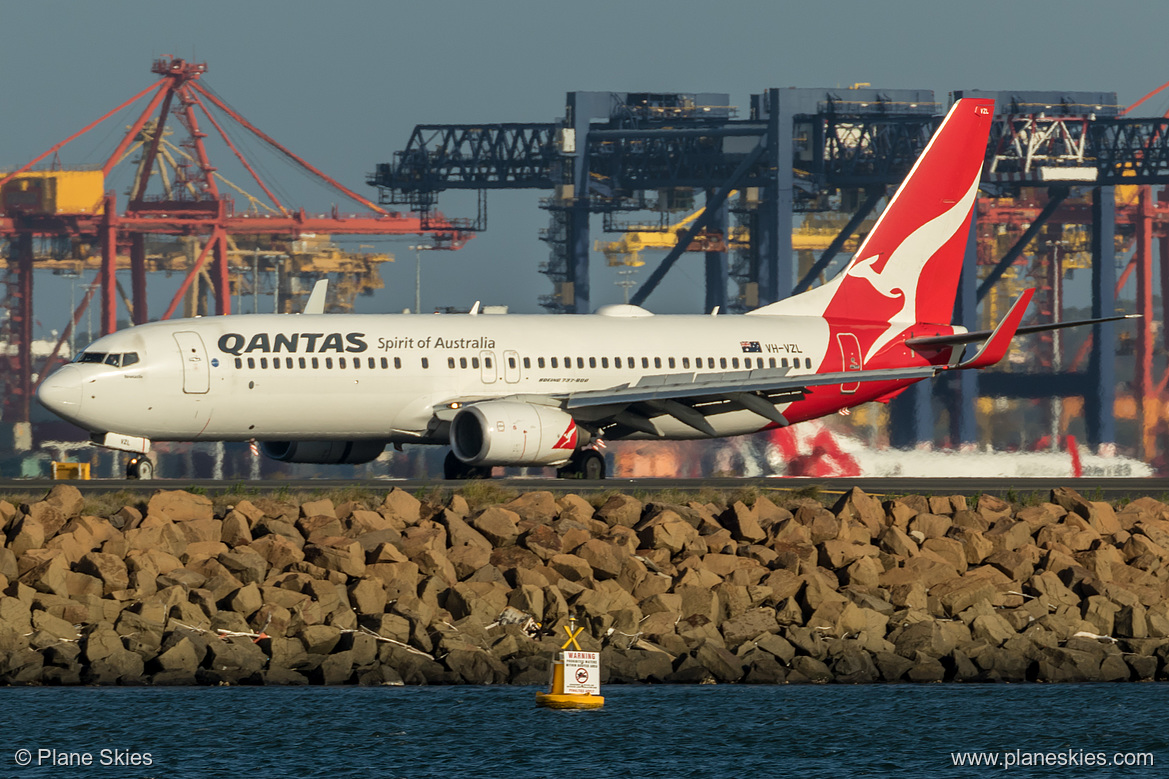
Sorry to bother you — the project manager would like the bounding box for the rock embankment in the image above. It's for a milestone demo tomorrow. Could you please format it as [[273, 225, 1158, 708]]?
[[1, 484, 1168, 685]]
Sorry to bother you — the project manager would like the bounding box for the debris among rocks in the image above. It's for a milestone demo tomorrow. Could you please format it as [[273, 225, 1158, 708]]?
[[3, 483, 1169, 685]]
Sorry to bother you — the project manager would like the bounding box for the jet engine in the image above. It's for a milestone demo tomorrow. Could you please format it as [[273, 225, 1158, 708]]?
[[260, 440, 386, 464], [449, 401, 583, 466]]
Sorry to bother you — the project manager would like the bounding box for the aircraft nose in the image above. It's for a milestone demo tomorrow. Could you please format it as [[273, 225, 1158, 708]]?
[[37, 366, 83, 417]]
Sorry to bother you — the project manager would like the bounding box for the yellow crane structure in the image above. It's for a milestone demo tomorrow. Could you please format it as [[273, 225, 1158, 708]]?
[[1, 120, 393, 315], [596, 194, 876, 271]]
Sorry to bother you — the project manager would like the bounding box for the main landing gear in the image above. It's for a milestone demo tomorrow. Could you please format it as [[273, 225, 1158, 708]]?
[[557, 449, 606, 480], [443, 451, 492, 480], [441, 449, 607, 480], [126, 455, 154, 480]]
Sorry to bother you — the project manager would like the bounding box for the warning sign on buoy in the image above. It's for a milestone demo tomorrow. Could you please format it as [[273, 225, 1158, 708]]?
[[563, 651, 600, 695], [535, 617, 604, 709]]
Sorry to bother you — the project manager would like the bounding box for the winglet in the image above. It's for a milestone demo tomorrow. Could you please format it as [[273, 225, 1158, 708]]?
[[954, 288, 1035, 370], [303, 280, 328, 314]]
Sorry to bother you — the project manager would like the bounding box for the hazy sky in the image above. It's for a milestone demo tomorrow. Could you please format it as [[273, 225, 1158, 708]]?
[[2, 0, 1165, 327]]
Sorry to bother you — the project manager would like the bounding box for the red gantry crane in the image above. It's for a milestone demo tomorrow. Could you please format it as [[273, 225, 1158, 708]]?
[[0, 57, 470, 424], [973, 83, 1169, 465]]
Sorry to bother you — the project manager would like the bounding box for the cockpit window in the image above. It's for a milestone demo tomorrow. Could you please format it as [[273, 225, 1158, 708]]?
[[75, 351, 139, 367]]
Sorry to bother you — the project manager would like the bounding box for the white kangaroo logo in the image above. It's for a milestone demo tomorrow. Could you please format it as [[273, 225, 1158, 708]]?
[[848, 173, 981, 362]]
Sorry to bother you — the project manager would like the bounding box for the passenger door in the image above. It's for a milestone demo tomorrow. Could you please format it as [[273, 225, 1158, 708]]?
[[480, 351, 497, 384], [503, 350, 521, 384], [174, 331, 210, 394], [837, 332, 862, 394]]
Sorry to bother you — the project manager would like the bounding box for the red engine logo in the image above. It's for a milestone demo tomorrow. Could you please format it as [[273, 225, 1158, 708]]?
[[553, 420, 578, 450]]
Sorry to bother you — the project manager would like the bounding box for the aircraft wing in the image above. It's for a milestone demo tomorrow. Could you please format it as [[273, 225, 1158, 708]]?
[[429, 364, 940, 438], [564, 365, 939, 408], [556, 365, 940, 435]]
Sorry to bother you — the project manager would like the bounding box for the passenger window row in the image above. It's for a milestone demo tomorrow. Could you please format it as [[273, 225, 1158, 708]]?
[[510, 355, 810, 370], [445, 356, 494, 369], [232, 353, 814, 372], [233, 356, 404, 370]]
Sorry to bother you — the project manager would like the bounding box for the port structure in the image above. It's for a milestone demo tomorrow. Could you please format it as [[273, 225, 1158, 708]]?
[[957, 90, 1169, 465], [0, 56, 470, 427], [371, 87, 1169, 462], [369, 89, 937, 315]]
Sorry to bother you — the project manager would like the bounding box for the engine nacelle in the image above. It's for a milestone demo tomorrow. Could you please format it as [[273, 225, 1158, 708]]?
[[260, 440, 385, 464], [450, 401, 582, 466]]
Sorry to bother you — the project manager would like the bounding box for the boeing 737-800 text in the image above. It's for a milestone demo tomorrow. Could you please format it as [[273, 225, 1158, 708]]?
[[36, 98, 1129, 479]]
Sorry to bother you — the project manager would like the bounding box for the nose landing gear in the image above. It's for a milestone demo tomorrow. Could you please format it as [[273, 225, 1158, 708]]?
[[126, 456, 154, 480]]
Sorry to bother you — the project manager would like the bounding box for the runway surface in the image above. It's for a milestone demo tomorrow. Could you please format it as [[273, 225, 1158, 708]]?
[[1, 477, 1168, 501]]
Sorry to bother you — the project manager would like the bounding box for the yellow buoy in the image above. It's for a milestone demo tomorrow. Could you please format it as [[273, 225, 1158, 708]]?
[[535, 618, 604, 709]]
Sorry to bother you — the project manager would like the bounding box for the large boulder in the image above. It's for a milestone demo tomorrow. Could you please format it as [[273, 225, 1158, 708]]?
[[720, 608, 780, 649], [520, 525, 563, 560], [248, 535, 305, 570], [379, 488, 422, 525], [595, 495, 643, 528], [693, 641, 745, 682], [43, 485, 84, 518], [432, 511, 489, 552], [722, 502, 766, 544], [930, 570, 1000, 616], [637, 510, 698, 555], [204, 637, 268, 680], [75, 552, 129, 596], [152, 636, 201, 674], [299, 499, 336, 519], [574, 539, 627, 581], [147, 491, 214, 523], [833, 488, 884, 538], [23, 503, 68, 541], [470, 507, 520, 547], [304, 539, 366, 578], [832, 648, 880, 684], [444, 646, 508, 683], [501, 492, 560, 525], [7, 517, 46, 559], [878, 526, 919, 558], [20, 555, 70, 597], [218, 548, 269, 585], [296, 515, 345, 542]]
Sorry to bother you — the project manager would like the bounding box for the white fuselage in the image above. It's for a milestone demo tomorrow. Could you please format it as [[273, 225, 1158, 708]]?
[[37, 305, 910, 445]]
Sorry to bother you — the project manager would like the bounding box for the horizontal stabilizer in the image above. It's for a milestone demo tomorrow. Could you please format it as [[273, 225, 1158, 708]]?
[[951, 289, 1034, 370], [907, 312, 1139, 351]]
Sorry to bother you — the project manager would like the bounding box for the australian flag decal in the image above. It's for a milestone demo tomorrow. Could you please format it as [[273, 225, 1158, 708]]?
[[740, 341, 762, 353]]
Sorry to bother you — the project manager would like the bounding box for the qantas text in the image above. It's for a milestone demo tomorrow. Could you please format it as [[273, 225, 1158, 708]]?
[[217, 332, 367, 356]]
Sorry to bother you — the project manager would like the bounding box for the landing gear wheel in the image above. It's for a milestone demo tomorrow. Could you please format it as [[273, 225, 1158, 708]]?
[[126, 456, 154, 480], [443, 450, 491, 480], [557, 449, 606, 480], [580, 450, 605, 480]]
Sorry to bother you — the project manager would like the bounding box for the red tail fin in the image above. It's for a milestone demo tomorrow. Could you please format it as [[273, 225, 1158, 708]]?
[[750, 98, 994, 336]]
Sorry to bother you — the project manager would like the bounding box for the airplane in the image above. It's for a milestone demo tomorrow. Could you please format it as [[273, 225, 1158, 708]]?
[[36, 98, 1133, 480]]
